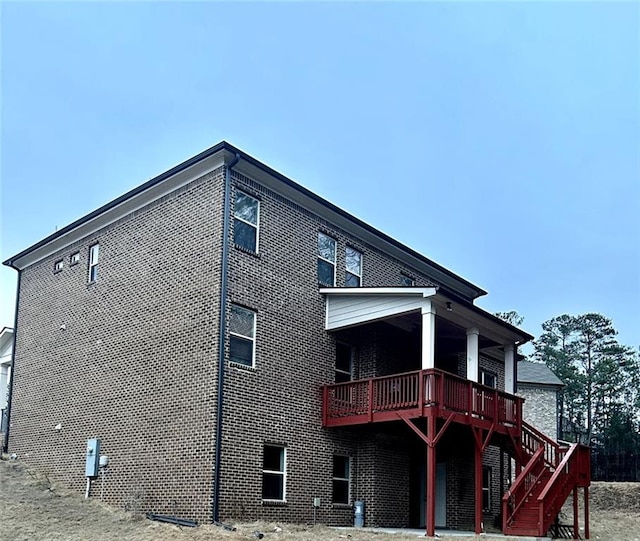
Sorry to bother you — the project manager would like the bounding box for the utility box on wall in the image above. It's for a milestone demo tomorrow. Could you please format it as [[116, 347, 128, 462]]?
[[85, 438, 101, 478]]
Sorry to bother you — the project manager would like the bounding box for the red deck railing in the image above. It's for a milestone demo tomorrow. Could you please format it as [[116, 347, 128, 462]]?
[[322, 368, 523, 432]]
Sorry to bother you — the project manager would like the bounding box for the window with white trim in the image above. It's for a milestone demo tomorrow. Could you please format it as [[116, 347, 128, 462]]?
[[88, 244, 99, 282], [229, 304, 256, 367], [234, 191, 259, 253], [480, 370, 497, 389], [262, 445, 286, 501], [335, 343, 353, 383], [345, 247, 362, 286], [482, 466, 492, 511], [317, 233, 336, 286], [70, 252, 80, 266], [400, 274, 415, 286], [332, 455, 351, 504], [54, 260, 63, 272]]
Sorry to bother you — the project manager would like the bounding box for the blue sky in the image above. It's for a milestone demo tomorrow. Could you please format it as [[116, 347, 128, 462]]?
[[1, 2, 638, 350]]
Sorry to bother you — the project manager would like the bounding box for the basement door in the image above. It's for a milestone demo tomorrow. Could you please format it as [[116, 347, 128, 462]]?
[[418, 463, 447, 528]]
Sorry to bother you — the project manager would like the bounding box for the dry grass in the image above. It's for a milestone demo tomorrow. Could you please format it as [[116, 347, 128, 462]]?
[[1, 457, 639, 541]]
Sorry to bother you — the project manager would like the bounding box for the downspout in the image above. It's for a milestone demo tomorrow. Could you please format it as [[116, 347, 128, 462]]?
[[212, 153, 240, 522], [2, 268, 21, 454]]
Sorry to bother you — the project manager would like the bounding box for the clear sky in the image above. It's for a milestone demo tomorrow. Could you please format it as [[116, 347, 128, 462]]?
[[1, 2, 638, 351]]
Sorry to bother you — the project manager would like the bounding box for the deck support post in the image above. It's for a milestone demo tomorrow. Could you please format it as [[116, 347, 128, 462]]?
[[573, 486, 579, 539], [421, 302, 436, 370], [426, 414, 436, 538], [584, 487, 590, 540]]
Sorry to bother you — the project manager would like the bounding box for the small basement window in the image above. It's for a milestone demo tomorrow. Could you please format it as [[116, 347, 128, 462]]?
[[262, 445, 286, 501], [482, 467, 492, 511], [332, 455, 350, 505]]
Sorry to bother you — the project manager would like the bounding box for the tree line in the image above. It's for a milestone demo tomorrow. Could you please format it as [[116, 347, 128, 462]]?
[[500, 311, 640, 481]]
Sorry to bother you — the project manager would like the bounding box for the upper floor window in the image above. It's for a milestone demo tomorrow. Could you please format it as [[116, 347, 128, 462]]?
[[335, 344, 353, 383], [332, 455, 351, 505], [70, 252, 80, 266], [229, 304, 256, 367], [88, 244, 99, 283], [345, 247, 362, 286], [400, 274, 415, 286], [262, 444, 286, 501], [318, 233, 336, 286], [480, 370, 497, 389], [234, 191, 260, 253], [53, 260, 63, 272]]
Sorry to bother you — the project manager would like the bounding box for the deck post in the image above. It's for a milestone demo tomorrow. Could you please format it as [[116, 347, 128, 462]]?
[[426, 414, 436, 537], [584, 487, 589, 539], [474, 430, 483, 534], [573, 486, 579, 539], [421, 302, 436, 370]]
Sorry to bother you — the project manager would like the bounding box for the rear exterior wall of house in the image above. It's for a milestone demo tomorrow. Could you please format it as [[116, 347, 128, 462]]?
[[216, 171, 510, 529]]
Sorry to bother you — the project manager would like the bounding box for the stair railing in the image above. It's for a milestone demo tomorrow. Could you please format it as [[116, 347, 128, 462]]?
[[502, 445, 546, 529]]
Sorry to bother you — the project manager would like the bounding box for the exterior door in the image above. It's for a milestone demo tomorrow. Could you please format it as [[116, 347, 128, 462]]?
[[418, 462, 447, 528]]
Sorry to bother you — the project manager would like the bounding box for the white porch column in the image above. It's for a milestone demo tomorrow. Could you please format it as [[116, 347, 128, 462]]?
[[504, 343, 516, 394], [0, 364, 9, 407], [421, 301, 436, 369], [466, 327, 479, 382]]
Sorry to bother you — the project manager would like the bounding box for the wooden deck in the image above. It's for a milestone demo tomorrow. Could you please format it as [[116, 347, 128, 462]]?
[[321, 368, 523, 436]]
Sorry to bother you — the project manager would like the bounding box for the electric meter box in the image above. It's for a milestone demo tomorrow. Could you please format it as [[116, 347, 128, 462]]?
[[85, 438, 101, 477]]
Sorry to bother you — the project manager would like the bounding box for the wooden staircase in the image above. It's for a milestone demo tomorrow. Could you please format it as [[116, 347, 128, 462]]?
[[503, 422, 591, 537]]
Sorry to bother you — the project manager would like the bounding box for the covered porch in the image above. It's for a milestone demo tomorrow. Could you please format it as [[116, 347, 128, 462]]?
[[320, 287, 533, 537]]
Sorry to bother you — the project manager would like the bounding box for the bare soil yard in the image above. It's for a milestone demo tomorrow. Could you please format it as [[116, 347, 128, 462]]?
[[1, 457, 638, 541]]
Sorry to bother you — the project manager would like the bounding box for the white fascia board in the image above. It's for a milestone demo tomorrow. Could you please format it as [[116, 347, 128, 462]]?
[[10, 152, 227, 270], [320, 287, 438, 298]]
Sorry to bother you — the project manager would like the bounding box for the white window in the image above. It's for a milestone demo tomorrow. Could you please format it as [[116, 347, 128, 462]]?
[[234, 191, 260, 253], [400, 274, 415, 286], [335, 344, 353, 383], [332, 455, 351, 504], [229, 304, 256, 367], [482, 467, 492, 511], [262, 445, 286, 501], [70, 252, 80, 265], [480, 370, 497, 388], [54, 260, 63, 272], [88, 244, 99, 282], [345, 247, 362, 287], [317, 233, 336, 286]]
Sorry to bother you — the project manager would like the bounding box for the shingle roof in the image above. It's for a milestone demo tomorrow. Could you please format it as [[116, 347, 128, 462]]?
[[517, 361, 564, 387]]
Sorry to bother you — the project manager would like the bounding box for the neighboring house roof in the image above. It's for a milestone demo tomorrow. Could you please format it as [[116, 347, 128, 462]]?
[[518, 361, 564, 387], [2, 141, 487, 301]]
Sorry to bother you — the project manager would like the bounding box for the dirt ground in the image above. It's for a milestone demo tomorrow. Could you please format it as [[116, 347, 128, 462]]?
[[1, 458, 639, 541]]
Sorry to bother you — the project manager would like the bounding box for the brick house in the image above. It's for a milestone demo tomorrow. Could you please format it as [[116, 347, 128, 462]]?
[[3, 142, 589, 536], [517, 361, 564, 441]]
